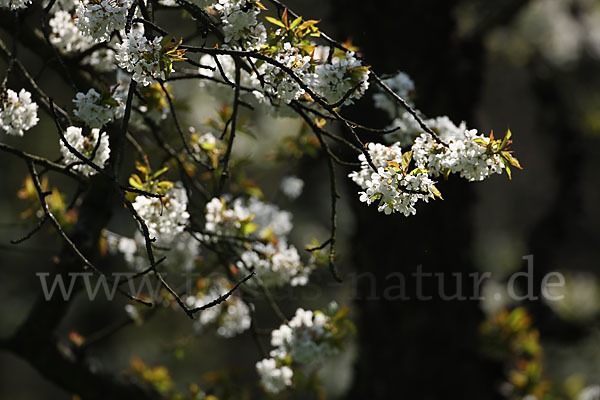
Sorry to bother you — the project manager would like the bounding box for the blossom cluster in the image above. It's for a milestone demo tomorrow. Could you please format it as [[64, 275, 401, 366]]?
[[348, 142, 438, 216], [72, 88, 125, 128], [0, 89, 39, 136], [280, 175, 304, 199], [75, 0, 133, 42], [49, 10, 117, 71], [132, 185, 190, 242], [311, 50, 370, 105], [186, 276, 251, 338], [214, 0, 266, 48], [203, 197, 312, 287], [412, 128, 505, 182], [105, 184, 195, 272], [373, 71, 415, 118], [59, 126, 110, 176], [115, 29, 164, 86], [197, 54, 263, 102], [194, 27, 369, 109], [188, 129, 224, 166], [0, 0, 32, 10], [357, 87, 518, 215], [106, 229, 199, 272], [256, 307, 340, 394], [261, 42, 313, 104]]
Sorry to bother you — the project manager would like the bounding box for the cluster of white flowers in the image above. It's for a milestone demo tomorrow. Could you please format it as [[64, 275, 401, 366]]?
[[59, 126, 110, 176], [132, 185, 190, 242], [213, 0, 266, 48], [197, 54, 264, 101], [349, 142, 437, 216], [280, 176, 304, 199], [270, 308, 337, 363], [193, 131, 217, 150], [50, 10, 91, 52], [579, 385, 600, 400], [203, 197, 253, 237], [246, 196, 293, 237], [373, 71, 414, 118], [49, 10, 117, 71], [72, 88, 124, 128], [0, 89, 39, 136], [197, 45, 369, 110], [238, 240, 309, 287], [204, 197, 312, 287], [115, 28, 164, 86], [390, 114, 468, 144], [543, 273, 600, 322], [105, 227, 199, 272], [256, 308, 337, 394], [262, 42, 312, 104], [0, 0, 31, 9], [311, 51, 370, 105], [75, 0, 133, 42], [412, 129, 505, 181], [255, 358, 293, 394], [186, 277, 251, 338]]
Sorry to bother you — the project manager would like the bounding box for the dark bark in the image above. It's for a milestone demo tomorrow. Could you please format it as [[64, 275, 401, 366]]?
[[331, 1, 504, 398], [0, 9, 166, 398]]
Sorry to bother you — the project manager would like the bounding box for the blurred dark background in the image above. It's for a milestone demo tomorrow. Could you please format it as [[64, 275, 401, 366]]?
[[1, 0, 600, 399]]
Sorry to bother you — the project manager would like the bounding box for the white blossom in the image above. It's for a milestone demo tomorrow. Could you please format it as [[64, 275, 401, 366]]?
[[269, 308, 337, 364], [203, 197, 253, 238], [115, 28, 164, 86], [373, 71, 414, 118], [246, 197, 293, 237], [255, 358, 293, 394], [197, 54, 263, 101], [72, 88, 124, 128], [59, 126, 110, 176], [412, 129, 505, 182], [211, 0, 266, 49], [186, 277, 251, 338], [238, 240, 309, 287], [132, 184, 190, 242], [204, 196, 311, 287], [105, 230, 199, 272], [349, 142, 437, 216], [579, 385, 600, 400], [262, 42, 312, 104], [280, 176, 304, 200], [311, 51, 370, 105], [0, 89, 39, 136], [75, 0, 133, 42], [50, 10, 93, 53], [49, 10, 117, 71], [0, 0, 32, 10]]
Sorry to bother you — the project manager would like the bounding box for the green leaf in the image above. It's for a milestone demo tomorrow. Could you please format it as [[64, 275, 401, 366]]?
[[290, 16, 302, 30], [442, 168, 451, 180], [401, 149, 413, 172], [501, 128, 512, 149], [254, 0, 267, 10], [128, 175, 145, 190], [409, 167, 428, 175], [200, 142, 216, 151], [160, 35, 174, 48], [245, 186, 263, 198], [152, 167, 169, 179], [431, 185, 443, 200], [501, 151, 522, 169], [241, 222, 259, 235], [265, 16, 285, 28], [501, 157, 512, 180]]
